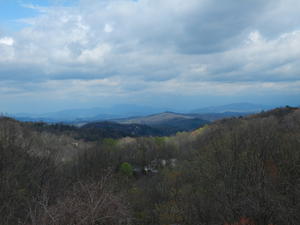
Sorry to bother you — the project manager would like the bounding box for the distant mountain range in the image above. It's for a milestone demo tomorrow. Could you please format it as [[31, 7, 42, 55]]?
[[11, 104, 168, 123], [24, 109, 270, 141], [3, 103, 284, 140], [191, 103, 272, 113], [9, 102, 275, 123]]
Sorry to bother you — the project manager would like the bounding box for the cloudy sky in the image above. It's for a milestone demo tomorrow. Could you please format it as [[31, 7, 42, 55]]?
[[0, 0, 300, 113]]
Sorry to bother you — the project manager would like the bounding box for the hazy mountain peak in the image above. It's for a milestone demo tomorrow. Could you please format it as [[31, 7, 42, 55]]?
[[191, 102, 272, 114]]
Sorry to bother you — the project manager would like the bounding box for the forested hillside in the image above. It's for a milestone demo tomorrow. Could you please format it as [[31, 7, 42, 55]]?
[[28, 121, 167, 141], [27, 114, 210, 141], [0, 107, 299, 225]]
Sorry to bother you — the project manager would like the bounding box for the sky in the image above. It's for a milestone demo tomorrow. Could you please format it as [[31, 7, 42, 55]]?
[[0, 0, 300, 113]]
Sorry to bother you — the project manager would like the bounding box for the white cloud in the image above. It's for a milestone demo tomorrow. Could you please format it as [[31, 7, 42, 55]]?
[[247, 31, 264, 44], [0, 37, 14, 46], [1, 0, 300, 110], [104, 24, 114, 33], [78, 44, 111, 64]]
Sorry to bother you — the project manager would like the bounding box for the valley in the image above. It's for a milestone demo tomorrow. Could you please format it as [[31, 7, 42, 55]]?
[[0, 106, 299, 225]]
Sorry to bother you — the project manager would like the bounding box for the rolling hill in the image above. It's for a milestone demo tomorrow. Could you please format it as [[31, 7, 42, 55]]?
[[113, 112, 210, 132]]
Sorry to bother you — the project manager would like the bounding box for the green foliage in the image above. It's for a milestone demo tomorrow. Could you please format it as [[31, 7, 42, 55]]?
[[154, 136, 165, 145], [102, 138, 118, 147], [119, 162, 133, 177]]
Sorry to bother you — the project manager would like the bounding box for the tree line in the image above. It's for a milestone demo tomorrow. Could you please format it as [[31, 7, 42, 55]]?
[[0, 107, 299, 225]]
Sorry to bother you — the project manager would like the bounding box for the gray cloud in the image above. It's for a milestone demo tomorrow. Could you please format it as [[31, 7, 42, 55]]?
[[0, 0, 300, 112]]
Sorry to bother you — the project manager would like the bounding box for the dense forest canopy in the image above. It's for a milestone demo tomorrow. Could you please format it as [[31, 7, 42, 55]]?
[[0, 107, 299, 225]]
